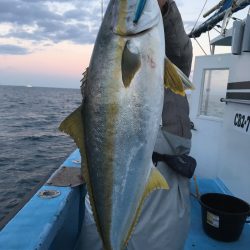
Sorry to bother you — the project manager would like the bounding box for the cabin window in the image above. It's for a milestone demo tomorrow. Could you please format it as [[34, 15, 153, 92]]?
[[200, 69, 229, 118]]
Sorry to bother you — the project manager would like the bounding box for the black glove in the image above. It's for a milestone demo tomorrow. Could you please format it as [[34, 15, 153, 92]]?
[[152, 152, 196, 179]]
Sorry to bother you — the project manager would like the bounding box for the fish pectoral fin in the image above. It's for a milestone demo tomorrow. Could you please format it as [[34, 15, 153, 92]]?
[[164, 57, 194, 96], [122, 40, 141, 88], [123, 166, 169, 248]]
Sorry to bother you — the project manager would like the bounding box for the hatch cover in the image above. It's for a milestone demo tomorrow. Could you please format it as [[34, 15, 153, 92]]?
[[46, 166, 84, 187]]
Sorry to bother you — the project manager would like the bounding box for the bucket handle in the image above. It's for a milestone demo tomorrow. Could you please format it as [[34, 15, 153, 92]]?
[[247, 208, 250, 223], [246, 214, 250, 223]]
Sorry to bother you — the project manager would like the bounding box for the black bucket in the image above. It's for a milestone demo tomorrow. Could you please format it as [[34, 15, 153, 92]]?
[[200, 193, 250, 242]]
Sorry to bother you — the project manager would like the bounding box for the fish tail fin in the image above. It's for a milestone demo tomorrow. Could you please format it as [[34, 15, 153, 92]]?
[[59, 107, 107, 247], [82, 166, 109, 249], [164, 57, 195, 96], [123, 166, 169, 248], [173, 63, 195, 91]]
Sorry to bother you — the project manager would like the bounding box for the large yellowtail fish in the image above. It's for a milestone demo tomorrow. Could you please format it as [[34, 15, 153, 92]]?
[[59, 0, 194, 249]]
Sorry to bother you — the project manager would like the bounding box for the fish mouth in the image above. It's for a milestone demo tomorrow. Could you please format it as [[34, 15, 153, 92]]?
[[113, 25, 154, 38], [111, 0, 160, 37]]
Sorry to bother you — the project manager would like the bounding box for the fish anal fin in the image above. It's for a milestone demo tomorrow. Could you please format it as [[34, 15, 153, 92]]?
[[123, 166, 169, 248], [144, 166, 169, 193], [164, 58, 185, 96]]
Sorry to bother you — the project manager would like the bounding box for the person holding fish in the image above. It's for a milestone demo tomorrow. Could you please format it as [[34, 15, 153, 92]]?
[[63, 0, 195, 250], [127, 0, 196, 249]]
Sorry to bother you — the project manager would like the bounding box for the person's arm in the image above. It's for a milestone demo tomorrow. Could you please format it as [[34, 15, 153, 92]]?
[[158, 0, 192, 77], [157, 0, 168, 10], [157, 0, 193, 139]]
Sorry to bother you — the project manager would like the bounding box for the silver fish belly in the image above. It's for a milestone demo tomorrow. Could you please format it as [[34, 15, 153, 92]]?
[[83, 2, 165, 250]]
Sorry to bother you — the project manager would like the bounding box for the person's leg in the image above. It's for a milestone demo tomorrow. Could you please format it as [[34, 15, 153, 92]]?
[[127, 127, 191, 250], [75, 194, 103, 250], [127, 161, 190, 250]]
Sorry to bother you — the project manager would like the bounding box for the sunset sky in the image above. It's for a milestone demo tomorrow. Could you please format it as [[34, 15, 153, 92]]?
[[0, 0, 248, 88]]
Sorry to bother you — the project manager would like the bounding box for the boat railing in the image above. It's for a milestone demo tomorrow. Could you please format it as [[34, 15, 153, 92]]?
[[220, 98, 250, 105]]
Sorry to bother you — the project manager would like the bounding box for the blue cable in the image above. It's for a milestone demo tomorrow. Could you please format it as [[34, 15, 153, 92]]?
[[133, 0, 147, 23]]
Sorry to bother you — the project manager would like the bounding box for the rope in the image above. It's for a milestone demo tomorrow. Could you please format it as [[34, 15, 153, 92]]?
[[213, 26, 222, 33], [191, 0, 209, 32], [194, 37, 208, 55], [208, 30, 212, 54]]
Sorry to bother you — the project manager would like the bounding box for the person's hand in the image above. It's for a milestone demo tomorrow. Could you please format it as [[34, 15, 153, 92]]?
[[157, 0, 168, 10]]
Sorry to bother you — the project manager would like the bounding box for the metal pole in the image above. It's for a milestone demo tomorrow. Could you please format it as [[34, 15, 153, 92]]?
[[211, 45, 215, 54], [204, 70, 212, 116], [189, 0, 250, 38], [203, 0, 226, 18]]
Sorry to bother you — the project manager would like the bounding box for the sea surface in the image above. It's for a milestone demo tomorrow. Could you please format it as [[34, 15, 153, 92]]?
[[0, 85, 82, 224]]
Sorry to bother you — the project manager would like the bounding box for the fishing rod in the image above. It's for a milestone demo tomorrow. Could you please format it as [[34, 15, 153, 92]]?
[[189, 0, 250, 38], [203, 0, 227, 18]]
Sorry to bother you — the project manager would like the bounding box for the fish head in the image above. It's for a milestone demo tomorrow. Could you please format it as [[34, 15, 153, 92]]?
[[112, 0, 161, 35]]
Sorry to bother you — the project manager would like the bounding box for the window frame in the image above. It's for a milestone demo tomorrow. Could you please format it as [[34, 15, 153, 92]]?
[[198, 67, 229, 121]]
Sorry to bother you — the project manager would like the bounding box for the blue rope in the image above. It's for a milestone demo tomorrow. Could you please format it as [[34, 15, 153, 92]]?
[[133, 0, 147, 23]]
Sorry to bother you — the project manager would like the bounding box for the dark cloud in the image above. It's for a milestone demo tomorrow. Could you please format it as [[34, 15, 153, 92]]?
[[0, 44, 30, 55], [63, 8, 90, 20], [0, 0, 107, 53], [0, 0, 192, 55], [4, 22, 98, 45], [0, 0, 63, 25], [20, 0, 59, 1]]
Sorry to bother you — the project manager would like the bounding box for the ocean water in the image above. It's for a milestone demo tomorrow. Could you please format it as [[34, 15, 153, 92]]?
[[0, 85, 82, 223]]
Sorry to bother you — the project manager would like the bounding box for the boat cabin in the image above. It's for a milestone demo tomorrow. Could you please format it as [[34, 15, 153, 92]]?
[[189, 16, 250, 204]]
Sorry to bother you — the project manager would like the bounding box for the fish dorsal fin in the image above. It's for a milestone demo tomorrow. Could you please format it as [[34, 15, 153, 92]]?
[[123, 166, 169, 248], [59, 107, 105, 245], [164, 58, 195, 96]]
